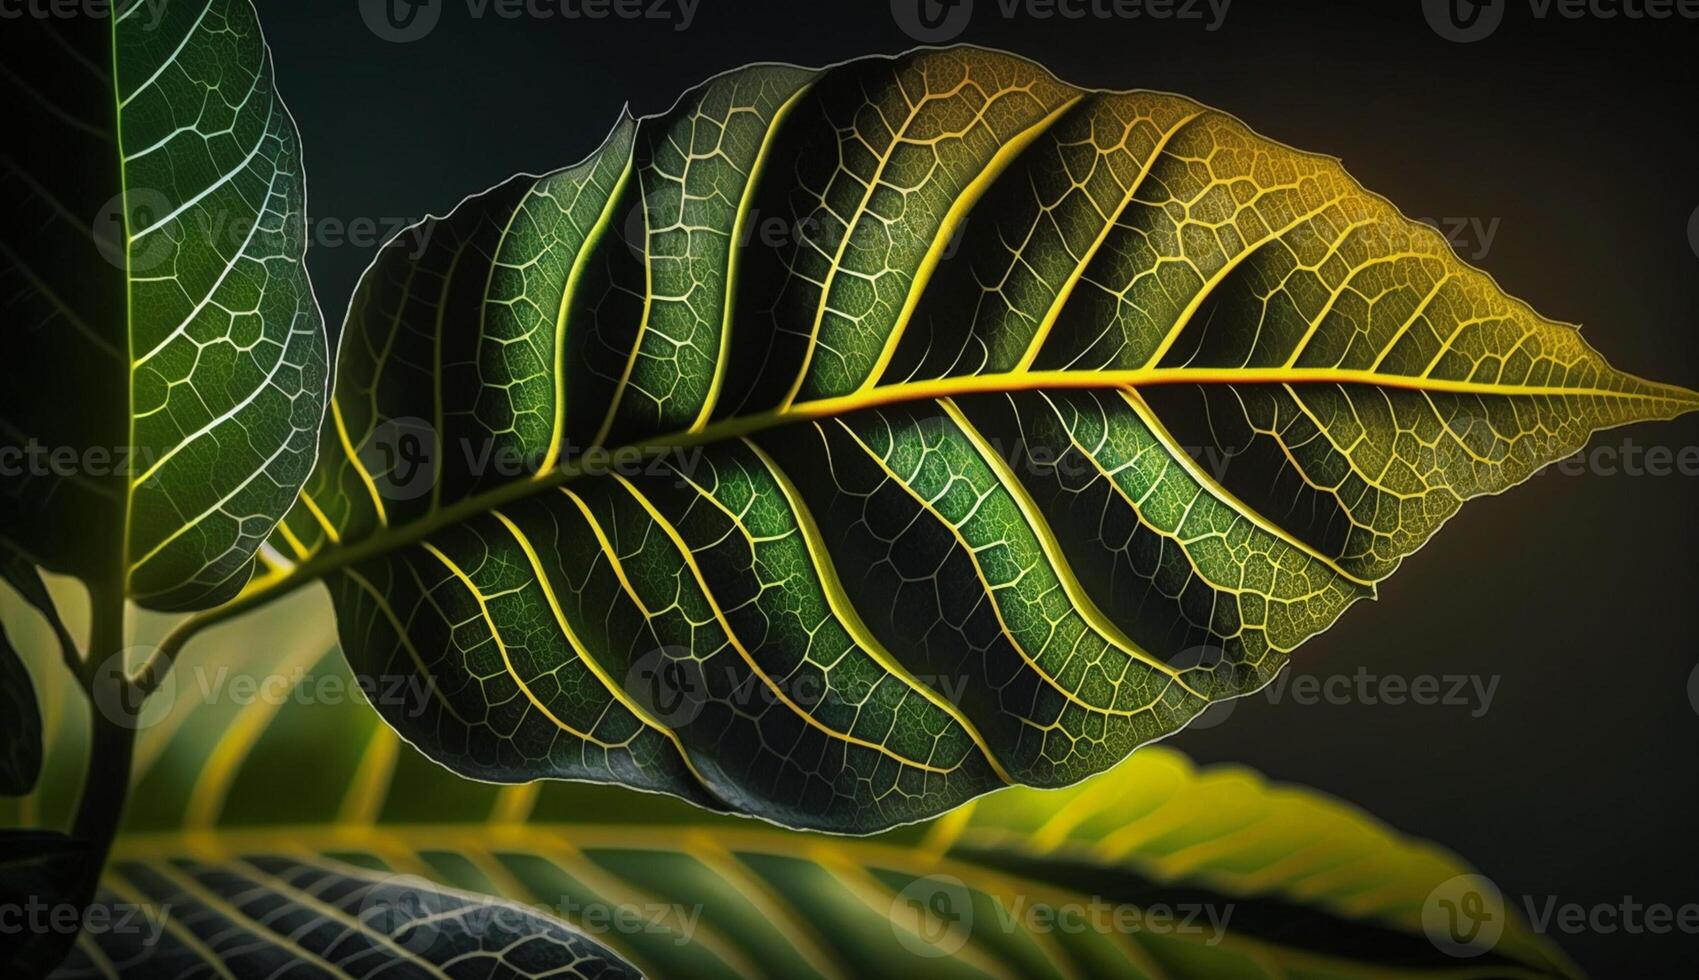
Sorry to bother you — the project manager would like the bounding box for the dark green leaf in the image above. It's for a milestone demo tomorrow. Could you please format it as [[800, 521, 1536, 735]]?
[[50, 854, 640, 980]]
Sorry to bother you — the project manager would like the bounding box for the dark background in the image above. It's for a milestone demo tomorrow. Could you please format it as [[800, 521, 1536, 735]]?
[[259, 1, 1698, 975]]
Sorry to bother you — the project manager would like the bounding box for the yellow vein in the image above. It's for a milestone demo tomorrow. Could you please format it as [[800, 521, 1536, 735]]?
[[811, 849, 1018, 980], [834, 419, 1174, 718], [586, 164, 651, 453], [1141, 192, 1350, 369], [1013, 110, 1204, 373], [490, 509, 725, 798], [490, 783, 541, 825], [941, 397, 1206, 697], [73, 933, 119, 980], [341, 565, 470, 725], [685, 832, 852, 980], [778, 76, 990, 411], [693, 83, 814, 432], [331, 399, 388, 528], [744, 437, 1014, 784], [611, 473, 956, 774], [184, 638, 330, 829], [557, 486, 657, 617], [1370, 273, 1457, 372], [1281, 249, 1421, 369], [272, 517, 313, 561], [419, 541, 608, 745], [541, 159, 636, 474], [295, 491, 342, 544], [1118, 388, 1378, 589], [191, 367, 1699, 644], [866, 94, 1085, 388], [534, 837, 762, 979]]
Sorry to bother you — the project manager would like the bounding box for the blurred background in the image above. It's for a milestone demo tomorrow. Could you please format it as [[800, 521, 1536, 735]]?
[[248, 2, 1699, 974]]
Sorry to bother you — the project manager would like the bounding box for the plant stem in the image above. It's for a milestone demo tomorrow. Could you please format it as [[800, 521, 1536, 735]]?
[[70, 581, 136, 899]]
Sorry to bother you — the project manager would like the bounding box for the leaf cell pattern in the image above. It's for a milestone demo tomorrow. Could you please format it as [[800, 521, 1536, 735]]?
[[275, 49, 1696, 832], [53, 855, 639, 980], [0, 0, 326, 610]]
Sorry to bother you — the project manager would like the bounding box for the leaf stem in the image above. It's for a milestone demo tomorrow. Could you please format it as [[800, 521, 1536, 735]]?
[[70, 581, 137, 901]]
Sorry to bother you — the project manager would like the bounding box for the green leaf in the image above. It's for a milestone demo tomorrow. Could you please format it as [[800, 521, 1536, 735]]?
[[272, 47, 1697, 832], [20, 592, 1579, 978], [0, 0, 327, 611]]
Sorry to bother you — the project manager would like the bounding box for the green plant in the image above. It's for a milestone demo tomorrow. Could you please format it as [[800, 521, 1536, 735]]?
[[2, 6, 1693, 977]]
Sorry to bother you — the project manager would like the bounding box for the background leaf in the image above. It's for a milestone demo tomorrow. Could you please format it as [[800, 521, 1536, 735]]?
[[269, 48, 1697, 833], [49, 854, 640, 980], [0, 0, 327, 611], [3, 586, 1580, 977]]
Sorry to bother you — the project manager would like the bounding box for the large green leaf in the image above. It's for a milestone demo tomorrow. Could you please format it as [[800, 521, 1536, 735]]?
[[5, 588, 1580, 978], [0, 0, 327, 611], [269, 47, 1696, 832]]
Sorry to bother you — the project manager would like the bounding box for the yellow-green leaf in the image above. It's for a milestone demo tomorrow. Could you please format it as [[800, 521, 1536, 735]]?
[[267, 47, 1696, 832]]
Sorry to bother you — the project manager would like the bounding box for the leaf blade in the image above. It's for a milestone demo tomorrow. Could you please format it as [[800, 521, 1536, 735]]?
[[0, 0, 327, 611], [273, 47, 1696, 832]]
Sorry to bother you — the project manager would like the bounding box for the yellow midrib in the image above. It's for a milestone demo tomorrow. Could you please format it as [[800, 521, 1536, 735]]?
[[254, 361, 1697, 613]]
